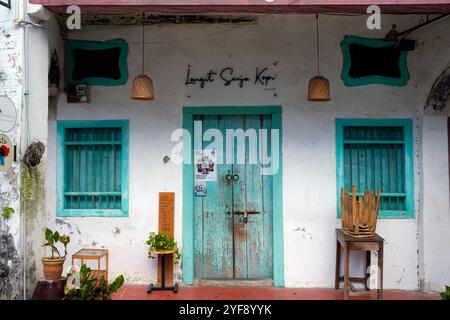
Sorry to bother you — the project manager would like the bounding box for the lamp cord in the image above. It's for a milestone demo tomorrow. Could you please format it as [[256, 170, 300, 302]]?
[[316, 14, 320, 76], [142, 12, 145, 74]]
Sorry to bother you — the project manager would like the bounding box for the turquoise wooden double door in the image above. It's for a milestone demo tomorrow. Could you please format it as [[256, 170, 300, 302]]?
[[193, 114, 274, 280]]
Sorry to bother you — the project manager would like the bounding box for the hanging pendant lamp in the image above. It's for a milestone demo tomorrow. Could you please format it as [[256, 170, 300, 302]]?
[[308, 14, 330, 102], [132, 13, 154, 100]]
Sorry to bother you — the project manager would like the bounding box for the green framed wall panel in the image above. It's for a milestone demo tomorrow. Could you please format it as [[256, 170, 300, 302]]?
[[65, 39, 129, 86], [341, 35, 410, 87]]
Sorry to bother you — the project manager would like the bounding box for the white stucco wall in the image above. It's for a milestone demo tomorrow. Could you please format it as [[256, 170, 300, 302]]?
[[422, 116, 450, 292], [43, 14, 450, 290], [24, 12, 62, 297]]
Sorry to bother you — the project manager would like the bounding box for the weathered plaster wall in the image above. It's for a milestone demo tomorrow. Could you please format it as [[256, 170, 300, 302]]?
[[0, 3, 23, 300], [44, 14, 450, 290], [409, 17, 450, 292], [422, 116, 450, 292], [22, 12, 62, 297]]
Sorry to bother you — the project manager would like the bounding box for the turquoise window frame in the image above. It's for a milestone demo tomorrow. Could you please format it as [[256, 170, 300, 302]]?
[[336, 118, 414, 219], [65, 39, 129, 86], [57, 120, 129, 217], [341, 35, 410, 87], [182, 106, 284, 287]]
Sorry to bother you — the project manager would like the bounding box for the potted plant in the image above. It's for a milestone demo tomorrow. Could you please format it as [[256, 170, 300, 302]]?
[[63, 265, 124, 300], [41, 228, 70, 280], [440, 286, 450, 300], [146, 232, 181, 264]]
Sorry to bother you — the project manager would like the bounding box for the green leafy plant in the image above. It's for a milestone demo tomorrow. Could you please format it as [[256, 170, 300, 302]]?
[[63, 264, 124, 300], [440, 286, 450, 300], [1, 207, 14, 219], [146, 231, 181, 264], [43, 228, 70, 259]]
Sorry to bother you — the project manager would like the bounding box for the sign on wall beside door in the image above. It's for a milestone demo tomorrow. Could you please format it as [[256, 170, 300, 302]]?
[[0, 133, 13, 172]]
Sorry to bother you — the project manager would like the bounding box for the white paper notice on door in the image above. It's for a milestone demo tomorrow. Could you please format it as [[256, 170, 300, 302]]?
[[194, 149, 217, 182]]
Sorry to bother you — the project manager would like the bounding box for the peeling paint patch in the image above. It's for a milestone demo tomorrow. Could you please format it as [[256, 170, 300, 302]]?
[[112, 227, 121, 237], [293, 226, 312, 239], [56, 218, 72, 230], [1, 29, 11, 39], [0, 220, 21, 299], [56, 13, 256, 28]]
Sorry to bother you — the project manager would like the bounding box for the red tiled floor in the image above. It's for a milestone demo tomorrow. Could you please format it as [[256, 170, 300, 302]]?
[[113, 285, 440, 300]]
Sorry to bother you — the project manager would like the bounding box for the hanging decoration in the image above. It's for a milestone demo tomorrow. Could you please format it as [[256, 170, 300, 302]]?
[[308, 14, 331, 102], [132, 13, 154, 100], [48, 49, 60, 97]]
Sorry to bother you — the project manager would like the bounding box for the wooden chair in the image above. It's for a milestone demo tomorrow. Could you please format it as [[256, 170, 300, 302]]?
[[340, 186, 381, 238]]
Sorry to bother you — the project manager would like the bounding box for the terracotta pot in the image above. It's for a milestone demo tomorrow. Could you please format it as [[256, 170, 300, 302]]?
[[41, 257, 66, 280]]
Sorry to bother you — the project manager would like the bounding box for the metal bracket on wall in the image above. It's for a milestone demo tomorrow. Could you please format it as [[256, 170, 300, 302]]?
[[398, 13, 450, 37]]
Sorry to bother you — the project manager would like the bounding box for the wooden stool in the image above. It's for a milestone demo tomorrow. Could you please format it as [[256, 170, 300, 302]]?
[[72, 248, 108, 281], [335, 228, 384, 300]]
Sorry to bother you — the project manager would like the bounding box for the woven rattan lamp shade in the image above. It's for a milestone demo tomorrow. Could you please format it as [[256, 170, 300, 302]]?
[[131, 75, 154, 100], [308, 76, 330, 101]]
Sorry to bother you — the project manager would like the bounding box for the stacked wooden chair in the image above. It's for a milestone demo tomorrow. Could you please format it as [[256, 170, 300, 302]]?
[[340, 186, 381, 238]]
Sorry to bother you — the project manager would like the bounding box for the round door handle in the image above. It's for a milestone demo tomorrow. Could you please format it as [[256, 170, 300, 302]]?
[[225, 174, 233, 182], [233, 174, 239, 182]]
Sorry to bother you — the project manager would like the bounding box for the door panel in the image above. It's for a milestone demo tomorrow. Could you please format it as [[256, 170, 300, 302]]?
[[194, 114, 273, 280], [203, 115, 234, 278], [247, 115, 273, 278]]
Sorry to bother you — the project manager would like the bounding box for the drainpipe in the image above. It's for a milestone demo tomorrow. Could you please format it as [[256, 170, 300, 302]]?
[[20, 0, 30, 300]]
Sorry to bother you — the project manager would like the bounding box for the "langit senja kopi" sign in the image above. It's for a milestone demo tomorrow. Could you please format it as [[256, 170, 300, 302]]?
[[184, 64, 278, 89]]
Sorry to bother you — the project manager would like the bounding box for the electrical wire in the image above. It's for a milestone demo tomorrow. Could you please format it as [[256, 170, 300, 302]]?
[[315, 14, 320, 76], [142, 12, 145, 74]]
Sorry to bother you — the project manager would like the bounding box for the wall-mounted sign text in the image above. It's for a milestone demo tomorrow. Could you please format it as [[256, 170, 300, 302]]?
[[185, 65, 277, 89]]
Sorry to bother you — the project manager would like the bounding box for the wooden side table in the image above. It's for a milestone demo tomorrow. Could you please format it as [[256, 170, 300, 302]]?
[[335, 229, 384, 300], [147, 249, 178, 294], [72, 248, 108, 281]]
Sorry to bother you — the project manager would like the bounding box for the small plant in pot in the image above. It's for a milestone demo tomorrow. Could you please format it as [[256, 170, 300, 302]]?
[[441, 286, 450, 300], [41, 228, 70, 280], [63, 265, 124, 300], [146, 232, 181, 264]]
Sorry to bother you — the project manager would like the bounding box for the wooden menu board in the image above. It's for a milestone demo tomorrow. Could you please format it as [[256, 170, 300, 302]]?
[[157, 192, 175, 287]]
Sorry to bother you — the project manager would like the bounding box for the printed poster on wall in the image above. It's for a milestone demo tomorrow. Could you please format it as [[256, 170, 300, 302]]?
[[194, 149, 217, 182]]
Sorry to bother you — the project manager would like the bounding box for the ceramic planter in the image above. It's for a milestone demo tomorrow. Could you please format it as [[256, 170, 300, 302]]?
[[41, 257, 66, 280]]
